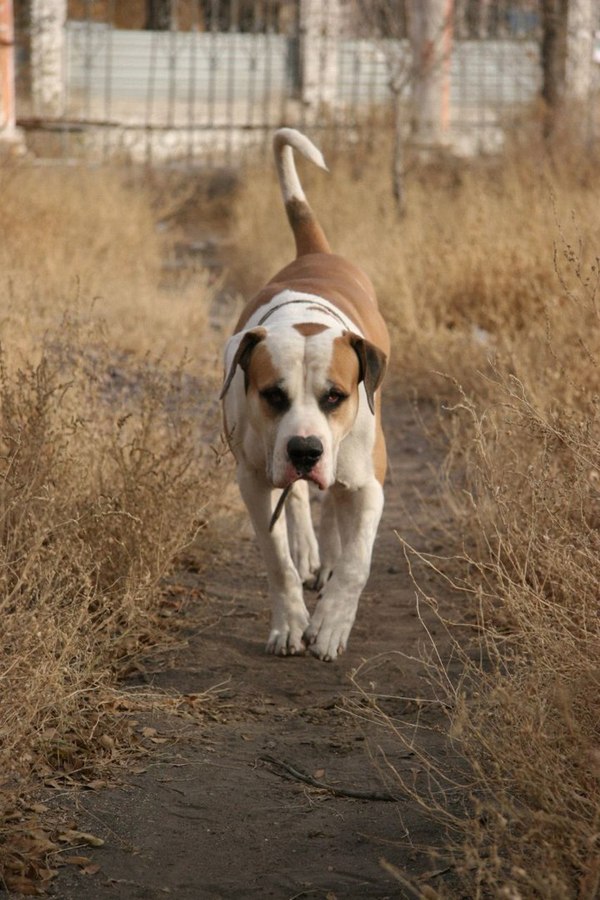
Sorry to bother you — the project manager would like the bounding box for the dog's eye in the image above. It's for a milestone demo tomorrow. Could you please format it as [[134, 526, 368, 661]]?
[[320, 388, 347, 411], [260, 387, 290, 413]]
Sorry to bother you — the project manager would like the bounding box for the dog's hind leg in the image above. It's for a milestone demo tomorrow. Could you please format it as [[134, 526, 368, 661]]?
[[285, 480, 320, 586], [312, 489, 341, 591]]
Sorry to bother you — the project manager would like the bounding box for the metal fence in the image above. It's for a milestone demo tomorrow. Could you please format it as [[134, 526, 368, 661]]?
[[12, 0, 600, 165]]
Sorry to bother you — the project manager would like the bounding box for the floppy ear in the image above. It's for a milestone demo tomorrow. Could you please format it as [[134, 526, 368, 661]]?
[[347, 333, 387, 414], [220, 327, 267, 399]]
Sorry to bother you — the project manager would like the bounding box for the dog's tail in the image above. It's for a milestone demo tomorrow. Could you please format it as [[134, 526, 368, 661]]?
[[273, 128, 331, 257]]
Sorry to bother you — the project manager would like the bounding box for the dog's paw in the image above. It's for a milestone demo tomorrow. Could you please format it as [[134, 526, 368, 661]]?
[[289, 534, 320, 586], [266, 607, 310, 657], [303, 597, 355, 662], [307, 564, 334, 592], [266, 629, 306, 656]]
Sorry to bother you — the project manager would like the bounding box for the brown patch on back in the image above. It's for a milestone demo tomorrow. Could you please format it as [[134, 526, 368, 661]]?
[[234, 254, 390, 359], [293, 322, 328, 337]]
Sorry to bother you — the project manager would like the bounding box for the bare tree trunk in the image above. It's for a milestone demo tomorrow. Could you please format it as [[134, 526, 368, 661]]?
[[541, 0, 593, 139], [540, 0, 568, 134], [298, 0, 341, 118], [145, 0, 174, 31], [565, 0, 594, 100], [475, 0, 491, 38], [407, 0, 453, 149], [391, 89, 406, 216]]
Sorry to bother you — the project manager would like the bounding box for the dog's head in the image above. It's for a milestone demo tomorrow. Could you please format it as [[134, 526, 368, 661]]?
[[221, 323, 386, 489]]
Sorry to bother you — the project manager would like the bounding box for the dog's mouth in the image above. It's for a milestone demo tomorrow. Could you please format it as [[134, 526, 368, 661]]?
[[269, 467, 327, 532], [281, 464, 327, 491]]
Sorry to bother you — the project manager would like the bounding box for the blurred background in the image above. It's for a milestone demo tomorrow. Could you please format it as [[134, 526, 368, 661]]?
[[2, 0, 599, 170]]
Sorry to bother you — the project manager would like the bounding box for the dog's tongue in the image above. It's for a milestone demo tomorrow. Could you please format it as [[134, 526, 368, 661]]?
[[307, 471, 327, 491]]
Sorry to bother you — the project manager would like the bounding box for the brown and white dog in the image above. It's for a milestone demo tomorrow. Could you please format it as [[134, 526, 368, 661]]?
[[221, 128, 389, 661]]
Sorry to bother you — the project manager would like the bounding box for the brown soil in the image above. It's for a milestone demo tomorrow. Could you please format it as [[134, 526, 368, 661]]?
[[51, 393, 464, 900]]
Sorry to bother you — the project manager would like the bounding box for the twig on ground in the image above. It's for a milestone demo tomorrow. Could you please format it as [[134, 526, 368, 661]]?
[[259, 754, 399, 801]]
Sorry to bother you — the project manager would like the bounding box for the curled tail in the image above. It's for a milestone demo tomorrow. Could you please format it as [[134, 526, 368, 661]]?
[[273, 128, 331, 258]]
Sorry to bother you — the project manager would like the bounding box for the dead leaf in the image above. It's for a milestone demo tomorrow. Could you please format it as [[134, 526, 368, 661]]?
[[4, 876, 44, 895], [82, 863, 101, 876], [314, 769, 326, 779], [43, 778, 62, 789], [21, 831, 60, 854], [84, 779, 108, 791], [26, 802, 49, 814], [58, 829, 105, 847], [38, 868, 59, 882], [4, 807, 23, 822]]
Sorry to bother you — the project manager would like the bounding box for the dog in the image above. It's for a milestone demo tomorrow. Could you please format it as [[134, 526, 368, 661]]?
[[220, 128, 389, 661]]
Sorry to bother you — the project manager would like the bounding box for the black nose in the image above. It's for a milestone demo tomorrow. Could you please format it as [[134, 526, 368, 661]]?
[[287, 435, 323, 475]]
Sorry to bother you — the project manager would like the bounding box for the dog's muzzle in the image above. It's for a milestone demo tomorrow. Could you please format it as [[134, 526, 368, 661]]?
[[287, 435, 323, 476]]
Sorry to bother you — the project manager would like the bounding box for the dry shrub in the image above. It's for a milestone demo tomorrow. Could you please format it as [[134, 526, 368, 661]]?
[[229, 131, 600, 896], [0, 161, 222, 890], [429, 236, 600, 898], [406, 151, 599, 894], [0, 319, 213, 755]]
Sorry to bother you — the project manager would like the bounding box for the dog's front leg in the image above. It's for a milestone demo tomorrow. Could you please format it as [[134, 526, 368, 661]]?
[[237, 466, 309, 656], [304, 478, 384, 661]]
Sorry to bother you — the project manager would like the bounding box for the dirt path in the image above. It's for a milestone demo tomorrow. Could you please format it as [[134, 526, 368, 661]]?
[[53, 394, 462, 900]]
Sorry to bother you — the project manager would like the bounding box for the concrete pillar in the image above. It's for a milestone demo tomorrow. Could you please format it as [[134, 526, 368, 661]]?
[[30, 0, 66, 116], [0, 0, 24, 149]]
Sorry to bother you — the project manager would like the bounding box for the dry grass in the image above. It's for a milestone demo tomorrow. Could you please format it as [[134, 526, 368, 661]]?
[[0, 163, 214, 363], [230, 130, 600, 898], [0, 161, 223, 892], [429, 235, 600, 898]]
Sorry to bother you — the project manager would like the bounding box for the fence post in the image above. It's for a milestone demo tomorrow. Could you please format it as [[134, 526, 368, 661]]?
[[30, 0, 66, 117], [298, 0, 341, 117], [0, 0, 24, 150]]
